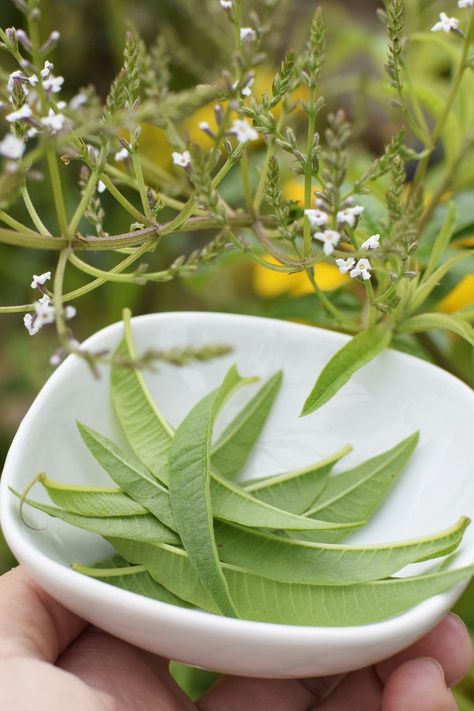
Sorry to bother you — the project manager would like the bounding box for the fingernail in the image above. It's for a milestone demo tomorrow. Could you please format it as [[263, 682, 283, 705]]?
[[417, 657, 446, 681], [447, 612, 467, 632]]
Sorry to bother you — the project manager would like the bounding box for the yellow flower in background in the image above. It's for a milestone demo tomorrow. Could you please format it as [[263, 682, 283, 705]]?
[[282, 178, 305, 203], [437, 275, 474, 313], [253, 256, 348, 298], [137, 124, 173, 169]]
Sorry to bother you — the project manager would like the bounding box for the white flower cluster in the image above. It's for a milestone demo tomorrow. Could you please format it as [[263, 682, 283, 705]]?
[[0, 36, 79, 164], [304, 200, 380, 280], [23, 271, 76, 336]]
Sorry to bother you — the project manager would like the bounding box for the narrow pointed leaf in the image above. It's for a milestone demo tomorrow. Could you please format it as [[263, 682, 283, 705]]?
[[243, 445, 351, 514], [168, 366, 247, 618], [77, 422, 177, 531], [424, 203, 458, 279], [209, 473, 362, 532], [15, 492, 180, 544], [110, 331, 357, 533], [39, 476, 147, 517], [111, 314, 279, 485], [410, 252, 472, 314], [78, 422, 356, 534], [213, 517, 470, 585], [211, 371, 283, 480], [294, 433, 419, 543], [111, 538, 474, 627], [111, 328, 173, 485], [74, 554, 193, 607], [399, 313, 474, 347], [301, 325, 392, 416]]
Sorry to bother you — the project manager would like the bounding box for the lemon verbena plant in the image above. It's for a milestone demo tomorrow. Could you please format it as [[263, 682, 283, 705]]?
[[0, 0, 473, 410]]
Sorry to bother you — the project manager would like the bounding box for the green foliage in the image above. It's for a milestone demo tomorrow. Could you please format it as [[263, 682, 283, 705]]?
[[16, 324, 472, 628]]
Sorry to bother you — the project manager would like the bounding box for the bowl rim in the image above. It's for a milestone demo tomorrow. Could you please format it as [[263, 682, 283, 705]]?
[[1, 310, 473, 642]]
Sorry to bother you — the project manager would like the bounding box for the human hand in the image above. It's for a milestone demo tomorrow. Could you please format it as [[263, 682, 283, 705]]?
[[0, 566, 471, 710]]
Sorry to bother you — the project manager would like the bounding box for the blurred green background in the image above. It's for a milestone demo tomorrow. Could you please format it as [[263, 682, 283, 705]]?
[[0, 0, 473, 704]]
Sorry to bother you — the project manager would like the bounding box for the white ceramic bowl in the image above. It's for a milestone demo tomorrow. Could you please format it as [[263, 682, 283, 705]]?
[[1, 312, 474, 678]]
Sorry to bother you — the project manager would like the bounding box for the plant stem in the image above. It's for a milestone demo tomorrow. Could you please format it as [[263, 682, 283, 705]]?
[[131, 150, 153, 220], [304, 89, 317, 258], [53, 247, 71, 345], [0, 209, 38, 236], [21, 187, 52, 236], [412, 12, 474, 194], [240, 150, 254, 215]]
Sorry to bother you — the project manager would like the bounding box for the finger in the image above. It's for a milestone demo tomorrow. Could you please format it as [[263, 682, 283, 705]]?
[[376, 614, 473, 687], [57, 626, 195, 711], [0, 657, 116, 711], [197, 676, 317, 711], [0, 566, 86, 663], [311, 668, 383, 711], [381, 658, 457, 711]]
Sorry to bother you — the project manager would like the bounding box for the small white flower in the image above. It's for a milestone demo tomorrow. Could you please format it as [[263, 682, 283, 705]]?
[[7, 70, 26, 94], [335, 257, 356, 275], [337, 205, 365, 227], [49, 351, 63, 366], [56, 100, 67, 110], [64, 305, 77, 320], [231, 119, 258, 143], [172, 150, 192, 168], [6, 104, 32, 122], [40, 60, 54, 79], [431, 12, 459, 32], [350, 258, 372, 281], [70, 92, 88, 110], [241, 76, 255, 97], [458, 0, 473, 7], [240, 27, 257, 43], [97, 180, 107, 193], [198, 121, 210, 130], [34, 294, 55, 327], [361, 234, 380, 250], [43, 74, 64, 93], [0, 133, 25, 159], [24, 312, 40, 336], [304, 209, 329, 227], [27, 127, 38, 139], [31, 271, 51, 289], [40, 108, 65, 133], [114, 147, 129, 162], [220, 0, 233, 7], [314, 229, 341, 256]]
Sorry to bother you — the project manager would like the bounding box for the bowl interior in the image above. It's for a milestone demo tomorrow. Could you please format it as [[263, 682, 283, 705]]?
[[1, 312, 474, 677]]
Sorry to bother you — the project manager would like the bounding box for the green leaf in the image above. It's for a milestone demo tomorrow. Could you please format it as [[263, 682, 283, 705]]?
[[111, 537, 474, 626], [410, 252, 472, 314], [38, 476, 148, 517], [213, 517, 469, 585], [209, 473, 361, 532], [168, 365, 247, 617], [424, 203, 458, 280], [301, 325, 392, 416], [77, 422, 177, 531], [111, 321, 279, 485], [243, 445, 351, 514], [295, 433, 419, 543], [111, 329, 173, 486], [399, 313, 474, 347], [73, 554, 193, 607], [211, 371, 283, 480], [78, 422, 357, 535], [111, 328, 359, 533], [15, 492, 180, 545]]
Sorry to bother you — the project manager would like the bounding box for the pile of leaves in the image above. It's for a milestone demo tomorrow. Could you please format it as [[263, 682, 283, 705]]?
[[15, 314, 474, 626]]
